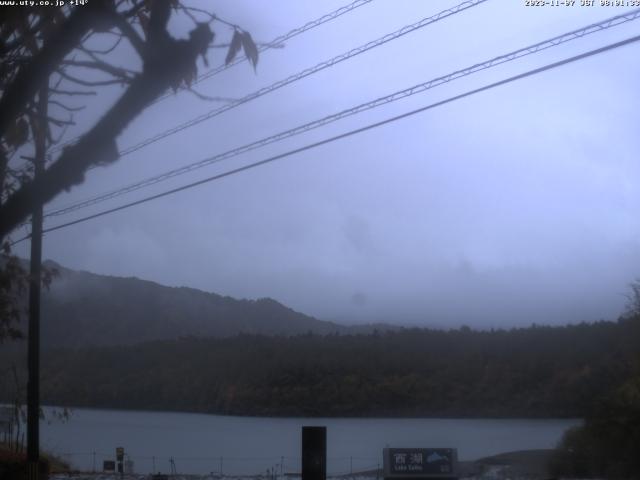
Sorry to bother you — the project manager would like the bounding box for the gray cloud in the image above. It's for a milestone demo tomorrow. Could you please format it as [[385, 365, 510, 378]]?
[[12, 1, 640, 329]]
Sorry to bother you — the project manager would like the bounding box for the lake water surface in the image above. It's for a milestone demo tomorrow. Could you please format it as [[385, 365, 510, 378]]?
[[40, 407, 580, 476]]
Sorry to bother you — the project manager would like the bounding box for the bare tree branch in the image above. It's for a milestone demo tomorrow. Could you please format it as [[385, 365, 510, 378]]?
[[49, 123, 70, 146], [120, 0, 147, 19], [110, 12, 145, 58], [79, 35, 124, 56], [180, 6, 238, 29], [55, 68, 128, 87], [148, 1, 173, 43], [210, 42, 285, 49], [0, 148, 8, 202], [60, 59, 137, 80], [0, 10, 57, 56], [48, 100, 85, 113], [44, 115, 75, 127], [0, 19, 215, 239], [49, 88, 97, 96], [184, 87, 237, 103], [0, 2, 113, 139]]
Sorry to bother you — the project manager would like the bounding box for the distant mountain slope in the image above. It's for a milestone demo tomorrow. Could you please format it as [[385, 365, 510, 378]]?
[[3, 318, 637, 417], [39, 261, 346, 347]]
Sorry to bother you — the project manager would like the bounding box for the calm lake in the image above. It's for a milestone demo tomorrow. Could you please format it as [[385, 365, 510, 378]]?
[[40, 407, 580, 476]]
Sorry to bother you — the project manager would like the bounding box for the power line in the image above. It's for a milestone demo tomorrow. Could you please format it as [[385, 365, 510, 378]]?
[[43, 7, 640, 219], [155, 0, 375, 101], [48, 0, 375, 155], [11, 32, 640, 246], [112, 0, 489, 157], [44, 0, 490, 215]]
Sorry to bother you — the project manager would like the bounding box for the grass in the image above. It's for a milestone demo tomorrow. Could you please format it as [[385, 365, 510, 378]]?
[[0, 441, 70, 478]]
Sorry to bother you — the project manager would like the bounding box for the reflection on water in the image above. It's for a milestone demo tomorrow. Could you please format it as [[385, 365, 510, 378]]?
[[41, 407, 579, 475]]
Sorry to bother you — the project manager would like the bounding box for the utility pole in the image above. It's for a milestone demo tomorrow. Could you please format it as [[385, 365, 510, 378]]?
[[27, 82, 47, 480]]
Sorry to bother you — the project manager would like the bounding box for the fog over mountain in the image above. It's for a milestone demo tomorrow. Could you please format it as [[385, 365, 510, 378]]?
[[9, 1, 640, 328], [23, 258, 630, 350], [36, 261, 352, 348]]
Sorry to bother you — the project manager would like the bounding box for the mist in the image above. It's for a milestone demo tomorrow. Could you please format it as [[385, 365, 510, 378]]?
[[9, 0, 640, 328]]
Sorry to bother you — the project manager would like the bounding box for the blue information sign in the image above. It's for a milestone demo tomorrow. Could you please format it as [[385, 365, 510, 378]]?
[[385, 448, 456, 477]]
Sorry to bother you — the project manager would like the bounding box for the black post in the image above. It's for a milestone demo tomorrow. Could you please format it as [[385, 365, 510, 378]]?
[[302, 426, 326, 480], [116, 447, 124, 478], [27, 83, 47, 480]]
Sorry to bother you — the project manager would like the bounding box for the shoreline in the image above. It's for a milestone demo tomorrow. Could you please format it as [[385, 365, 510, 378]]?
[[47, 449, 557, 480], [36, 404, 584, 422]]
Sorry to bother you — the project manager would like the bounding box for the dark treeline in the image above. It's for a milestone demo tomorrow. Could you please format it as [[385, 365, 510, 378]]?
[[3, 317, 639, 418], [550, 373, 640, 478]]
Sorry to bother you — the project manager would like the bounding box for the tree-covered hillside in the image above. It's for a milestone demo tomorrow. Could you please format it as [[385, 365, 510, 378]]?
[[4, 318, 638, 418], [37, 261, 348, 347]]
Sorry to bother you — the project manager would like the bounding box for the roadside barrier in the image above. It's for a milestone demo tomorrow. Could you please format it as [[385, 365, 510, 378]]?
[[52, 451, 381, 478]]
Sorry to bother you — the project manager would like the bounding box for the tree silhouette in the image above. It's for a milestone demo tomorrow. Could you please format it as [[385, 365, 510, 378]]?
[[0, 0, 259, 338]]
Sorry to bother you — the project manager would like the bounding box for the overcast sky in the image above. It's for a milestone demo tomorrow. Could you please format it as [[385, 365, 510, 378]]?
[[11, 0, 640, 328]]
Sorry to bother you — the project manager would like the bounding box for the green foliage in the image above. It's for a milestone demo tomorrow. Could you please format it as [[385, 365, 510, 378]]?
[[3, 318, 639, 419], [0, 251, 28, 342], [549, 425, 594, 478], [0, 253, 58, 342], [550, 329, 640, 479]]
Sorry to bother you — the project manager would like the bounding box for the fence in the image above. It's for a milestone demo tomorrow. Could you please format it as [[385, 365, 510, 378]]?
[[52, 451, 382, 478]]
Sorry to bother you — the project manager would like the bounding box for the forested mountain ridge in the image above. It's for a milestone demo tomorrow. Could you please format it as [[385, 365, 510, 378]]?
[[36, 261, 351, 347], [3, 317, 637, 418]]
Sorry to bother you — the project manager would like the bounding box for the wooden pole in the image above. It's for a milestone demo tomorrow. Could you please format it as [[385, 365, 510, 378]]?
[[27, 82, 47, 480]]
